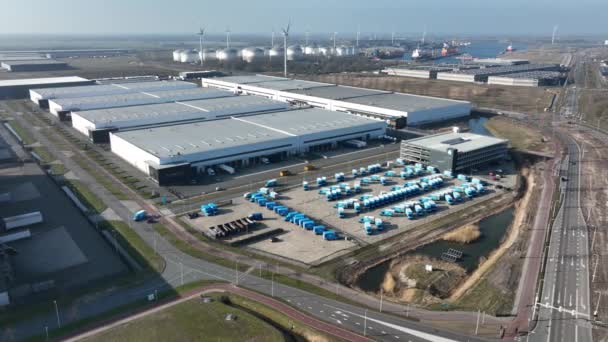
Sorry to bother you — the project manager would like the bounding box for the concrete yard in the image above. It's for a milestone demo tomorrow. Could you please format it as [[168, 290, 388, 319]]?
[[183, 197, 357, 265]]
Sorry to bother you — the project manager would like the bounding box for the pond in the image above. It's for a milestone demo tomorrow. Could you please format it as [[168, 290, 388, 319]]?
[[356, 207, 515, 293]]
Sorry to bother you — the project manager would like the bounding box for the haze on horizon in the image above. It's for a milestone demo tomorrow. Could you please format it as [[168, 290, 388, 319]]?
[[0, 0, 606, 37]]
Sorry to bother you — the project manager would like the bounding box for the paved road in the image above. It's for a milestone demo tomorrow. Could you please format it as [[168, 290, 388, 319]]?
[[528, 132, 593, 342], [63, 284, 373, 342], [1, 103, 486, 342]]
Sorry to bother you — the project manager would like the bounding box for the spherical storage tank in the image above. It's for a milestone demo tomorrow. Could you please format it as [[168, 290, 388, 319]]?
[[216, 48, 239, 61], [180, 49, 199, 63], [173, 49, 184, 62], [241, 47, 264, 63], [286, 45, 303, 60]]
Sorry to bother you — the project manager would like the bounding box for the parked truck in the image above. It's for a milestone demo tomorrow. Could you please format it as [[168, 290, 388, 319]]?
[[218, 164, 235, 175]]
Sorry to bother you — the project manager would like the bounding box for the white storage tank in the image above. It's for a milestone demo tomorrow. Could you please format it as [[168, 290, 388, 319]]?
[[335, 46, 348, 56], [173, 49, 184, 62], [241, 47, 264, 63], [268, 47, 284, 57], [180, 49, 199, 63], [201, 49, 217, 61], [317, 46, 330, 56], [216, 48, 239, 61], [286, 45, 303, 60], [304, 45, 317, 55]]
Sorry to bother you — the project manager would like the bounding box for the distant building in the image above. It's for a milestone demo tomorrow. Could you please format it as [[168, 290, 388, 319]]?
[[400, 131, 508, 173], [605, 40, 608, 46]]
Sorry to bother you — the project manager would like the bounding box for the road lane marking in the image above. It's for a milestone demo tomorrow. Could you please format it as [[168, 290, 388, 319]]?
[[322, 304, 459, 342]]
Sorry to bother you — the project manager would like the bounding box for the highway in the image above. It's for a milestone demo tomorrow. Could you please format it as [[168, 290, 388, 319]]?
[[528, 52, 594, 342], [529, 133, 592, 342]]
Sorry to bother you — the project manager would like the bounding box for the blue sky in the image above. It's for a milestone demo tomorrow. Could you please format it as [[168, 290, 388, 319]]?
[[0, 0, 606, 36]]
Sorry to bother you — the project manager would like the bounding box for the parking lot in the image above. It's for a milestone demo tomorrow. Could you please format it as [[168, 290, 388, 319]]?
[[181, 159, 514, 266]]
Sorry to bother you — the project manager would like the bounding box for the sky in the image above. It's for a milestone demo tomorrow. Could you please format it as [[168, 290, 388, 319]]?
[[0, 0, 606, 36]]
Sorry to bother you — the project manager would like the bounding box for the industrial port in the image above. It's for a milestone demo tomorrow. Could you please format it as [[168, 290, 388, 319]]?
[[0, 10, 607, 342]]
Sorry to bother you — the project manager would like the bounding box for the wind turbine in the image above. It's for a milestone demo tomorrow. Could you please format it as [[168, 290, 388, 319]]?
[[281, 21, 290, 77], [552, 25, 559, 45], [332, 32, 337, 51], [197, 28, 205, 66]]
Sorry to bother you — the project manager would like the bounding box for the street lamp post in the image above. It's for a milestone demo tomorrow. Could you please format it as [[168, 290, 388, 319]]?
[[363, 309, 368, 336], [53, 300, 61, 328]]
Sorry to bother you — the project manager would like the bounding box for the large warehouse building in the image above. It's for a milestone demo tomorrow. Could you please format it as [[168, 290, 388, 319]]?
[[400, 131, 508, 173], [30, 80, 197, 108], [0, 76, 95, 99], [71, 95, 290, 142], [48, 87, 233, 119], [202, 75, 471, 127], [110, 108, 387, 185]]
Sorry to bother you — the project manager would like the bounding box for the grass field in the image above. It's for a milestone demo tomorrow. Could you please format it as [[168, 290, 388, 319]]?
[[101, 220, 165, 273], [485, 116, 550, 153], [82, 294, 286, 342]]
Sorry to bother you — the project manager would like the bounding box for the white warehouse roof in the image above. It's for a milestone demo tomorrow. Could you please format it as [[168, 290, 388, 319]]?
[[343, 93, 468, 113], [49, 87, 233, 114], [405, 132, 508, 153], [31, 80, 196, 101], [72, 95, 289, 130], [115, 118, 290, 159], [0, 76, 91, 87]]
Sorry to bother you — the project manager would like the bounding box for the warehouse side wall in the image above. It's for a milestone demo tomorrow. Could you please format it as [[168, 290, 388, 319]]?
[[109, 133, 160, 175]]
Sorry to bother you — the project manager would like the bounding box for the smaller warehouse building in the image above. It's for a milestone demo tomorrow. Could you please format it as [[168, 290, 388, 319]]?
[[110, 108, 386, 185], [487, 71, 564, 87], [400, 131, 508, 173], [1, 59, 68, 72], [437, 64, 561, 83], [48, 87, 234, 119], [0, 76, 94, 99], [72, 95, 289, 142]]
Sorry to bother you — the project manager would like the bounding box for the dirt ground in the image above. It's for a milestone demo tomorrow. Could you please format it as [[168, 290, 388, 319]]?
[[485, 116, 553, 153], [568, 127, 608, 342], [380, 255, 467, 306], [298, 73, 555, 113], [507, 46, 573, 65]]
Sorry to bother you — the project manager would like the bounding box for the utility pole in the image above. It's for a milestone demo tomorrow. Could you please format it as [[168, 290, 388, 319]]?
[[53, 300, 61, 328], [475, 309, 480, 335], [235, 259, 239, 286], [595, 291, 602, 317], [271, 267, 275, 297], [379, 288, 383, 312], [592, 255, 599, 282], [180, 260, 184, 285]]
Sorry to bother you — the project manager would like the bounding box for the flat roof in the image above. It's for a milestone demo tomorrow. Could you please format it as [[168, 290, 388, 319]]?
[[0, 76, 91, 88], [1, 59, 66, 66], [212, 75, 287, 84], [0, 55, 47, 61], [238, 108, 380, 136], [32, 80, 195, 99], [288, 85, 389, 100], [405, 132, 507, 153], [52, 87, 232, 109], [115, 118, 289, 158], [489, 71, 563, 80], [75, 95, 288, 125], [249, 79, 333, 91], [343, 93, 468, 112]]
